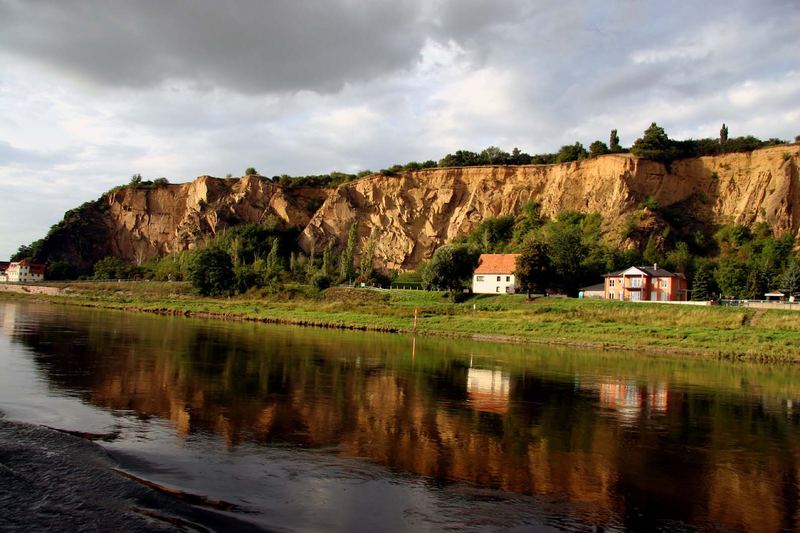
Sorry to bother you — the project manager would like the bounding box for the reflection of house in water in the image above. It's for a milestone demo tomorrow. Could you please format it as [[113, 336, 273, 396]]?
[[597, 380, 671, 422], [2, 303, 17, 336], [467, 368, 509, 414]]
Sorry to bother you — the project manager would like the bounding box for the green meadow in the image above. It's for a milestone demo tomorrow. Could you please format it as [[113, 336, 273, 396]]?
[[4, 282, 800, 363]]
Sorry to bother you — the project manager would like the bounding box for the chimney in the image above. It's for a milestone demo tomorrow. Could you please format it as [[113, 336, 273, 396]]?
[[653, 263, 658, 271]]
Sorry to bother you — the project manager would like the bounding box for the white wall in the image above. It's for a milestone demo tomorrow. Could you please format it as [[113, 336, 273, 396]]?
[[472, 274, 516, 294], [5, 265, 43, 283]]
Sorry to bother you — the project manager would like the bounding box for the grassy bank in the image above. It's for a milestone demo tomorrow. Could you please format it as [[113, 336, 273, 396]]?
[[3, 281, 800, 362]]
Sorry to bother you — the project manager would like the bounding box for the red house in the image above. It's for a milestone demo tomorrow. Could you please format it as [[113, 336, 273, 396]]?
[[603, 264, 687, 302]]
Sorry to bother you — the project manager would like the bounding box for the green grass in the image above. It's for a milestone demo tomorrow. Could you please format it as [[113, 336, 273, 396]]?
[[5, 283, 800, 362]]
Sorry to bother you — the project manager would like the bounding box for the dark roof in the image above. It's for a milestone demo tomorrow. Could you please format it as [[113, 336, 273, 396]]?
[[0, 261, 8, 272], [580, 283, 606, 292], [603, 265, 685, 278]]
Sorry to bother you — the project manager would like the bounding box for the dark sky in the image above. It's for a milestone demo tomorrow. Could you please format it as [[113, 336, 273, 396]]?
[[1, 0, 798, 258]]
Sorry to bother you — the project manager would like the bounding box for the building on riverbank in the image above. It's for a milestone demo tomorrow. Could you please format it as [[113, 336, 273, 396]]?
[[472, 254, 520, 294], [3, 260, 45, 283], [603, 264, 687, 302]]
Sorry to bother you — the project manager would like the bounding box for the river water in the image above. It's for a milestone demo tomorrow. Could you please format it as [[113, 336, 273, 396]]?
[[0, 301, 799, 531]]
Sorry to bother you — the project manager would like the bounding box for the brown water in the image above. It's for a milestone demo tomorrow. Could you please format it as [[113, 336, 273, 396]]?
[[1, 301, 799, 531]]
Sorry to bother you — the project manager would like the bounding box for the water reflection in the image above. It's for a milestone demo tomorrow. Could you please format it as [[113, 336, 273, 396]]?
[[3, 302, 800, 531]]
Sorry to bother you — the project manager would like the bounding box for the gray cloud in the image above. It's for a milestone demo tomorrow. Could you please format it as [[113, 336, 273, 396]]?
[[1, 0, 799, 259], [0, 0, 433, 93]]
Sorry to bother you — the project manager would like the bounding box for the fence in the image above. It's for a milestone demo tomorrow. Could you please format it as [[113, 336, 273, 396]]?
[[719, 299, 800, 310]]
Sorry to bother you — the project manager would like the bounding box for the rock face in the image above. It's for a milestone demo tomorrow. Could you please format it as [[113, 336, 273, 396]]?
[[39, 175, 329, 271], [35, 145, 800, 272], [105, 175, 326, 260], [301, 145, 800, 269]]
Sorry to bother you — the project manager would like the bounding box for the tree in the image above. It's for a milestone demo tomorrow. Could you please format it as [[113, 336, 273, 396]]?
[[340, 223, 358, 282], [244, 167, 258, 176], [516, 235, 552, 298], [512, 202, 545, 244], [153, 177, 169, 187], [421, 244, 479, 292], [46, 260, 76, 281], [631, 122, 675, 161], [609, 129, 622, 152], [129, 173, 142, 187], [510, 147, 532, 165], [479, 146, 510, 165], [691, 262, 718, 300], [780, 259, 800, 296], [467, 215, 515, 252], [720, 123, 729, 144], [589, 140, 609, 158], [555, 142, 588, 163], [266, 237, 281, 275], [322, 241, 335, 277], [359, 229, 377, 279], [546, 220, 587, 295], [642, 235, 663, 266], [715, 258, 750, 299], [93, 256, 132, 280], [438, 150, 482, 167], [186, 247, 234, 296]]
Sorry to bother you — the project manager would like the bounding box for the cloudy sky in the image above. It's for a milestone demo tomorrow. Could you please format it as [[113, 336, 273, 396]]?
[[1, 0, 798, 260]]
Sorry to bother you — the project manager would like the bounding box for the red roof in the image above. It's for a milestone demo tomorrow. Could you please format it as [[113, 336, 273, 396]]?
[[474, 254, 520, 274], [8, 260, 45, 275]]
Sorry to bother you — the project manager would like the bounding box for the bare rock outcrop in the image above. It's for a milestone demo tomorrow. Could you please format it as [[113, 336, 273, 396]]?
[[300, 145, 800, 270], [104, 175, 329, 264]]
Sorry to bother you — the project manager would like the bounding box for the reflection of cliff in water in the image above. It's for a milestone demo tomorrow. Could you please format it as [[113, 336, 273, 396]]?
[[9, 304, 800, 532]]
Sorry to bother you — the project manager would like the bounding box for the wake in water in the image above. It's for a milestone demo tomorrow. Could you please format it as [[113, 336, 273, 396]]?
[[0, 417, 267, 532]]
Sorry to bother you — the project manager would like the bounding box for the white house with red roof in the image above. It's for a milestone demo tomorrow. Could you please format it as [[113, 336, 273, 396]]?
[[3, 259, 45, 283], [472, 254, 520, 294]]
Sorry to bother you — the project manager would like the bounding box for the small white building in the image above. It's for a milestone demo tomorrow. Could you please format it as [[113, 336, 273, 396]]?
[[472, 254, 519, 294], [4, 259, 45, 283]]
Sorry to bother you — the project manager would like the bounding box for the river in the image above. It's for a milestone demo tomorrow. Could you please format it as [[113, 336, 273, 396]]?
[[1, 301, 798, 531]]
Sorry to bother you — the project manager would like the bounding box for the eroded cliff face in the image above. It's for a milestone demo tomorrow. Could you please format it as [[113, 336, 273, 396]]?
[[40, 175, 329, 270], [300, 145, 800, 269], [37, 145, 800, 271]]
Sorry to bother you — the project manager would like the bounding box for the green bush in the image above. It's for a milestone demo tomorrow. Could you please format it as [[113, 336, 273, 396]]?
[[186, 247, 234, 296], [312, 273, 332, 290]]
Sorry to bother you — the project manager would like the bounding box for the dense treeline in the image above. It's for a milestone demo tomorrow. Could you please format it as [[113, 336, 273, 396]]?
[[71, 216, 389, 296], [417, 202, 800, 300]]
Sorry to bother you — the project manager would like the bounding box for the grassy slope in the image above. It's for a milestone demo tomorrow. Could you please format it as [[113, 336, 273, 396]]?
[[4, 282, 800, 362]]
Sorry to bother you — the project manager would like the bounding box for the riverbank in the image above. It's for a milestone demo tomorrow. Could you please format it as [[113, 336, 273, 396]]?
[[3, 282, 800, 362]]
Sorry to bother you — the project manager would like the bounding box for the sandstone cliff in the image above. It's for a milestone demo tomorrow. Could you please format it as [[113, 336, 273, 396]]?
[[35, 145, 800, 271], [301, 145, 800, 269], [38, 175, 329, 271]]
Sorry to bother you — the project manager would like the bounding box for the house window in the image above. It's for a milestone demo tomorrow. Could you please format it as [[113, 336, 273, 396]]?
[[631, 278, 641, 288], [476, 276, 484, 282], [610, 279, 615, 287], [506, 276, 510, 282], [506, 286, 512, 293], [496, 287, 500, 292], [496, 276, 501, 282], [660, 279, 668, 288], [609, 292, 614, 300]]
